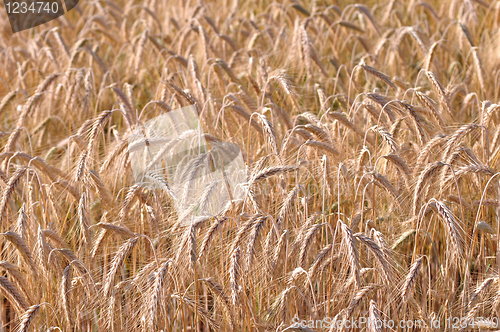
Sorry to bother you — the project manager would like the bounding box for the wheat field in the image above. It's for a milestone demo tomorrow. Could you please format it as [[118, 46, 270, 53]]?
[[1, 0, 500, 330]]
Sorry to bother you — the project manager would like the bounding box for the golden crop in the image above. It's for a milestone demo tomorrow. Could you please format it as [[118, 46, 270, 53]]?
[[1, 0, 500, 330]]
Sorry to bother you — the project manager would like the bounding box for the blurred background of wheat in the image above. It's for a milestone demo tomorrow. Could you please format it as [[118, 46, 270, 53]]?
[[1, 0, 500, 330]]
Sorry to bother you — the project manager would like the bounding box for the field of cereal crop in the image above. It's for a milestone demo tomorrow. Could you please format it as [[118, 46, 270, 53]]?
[[1, 0, 500, 330]]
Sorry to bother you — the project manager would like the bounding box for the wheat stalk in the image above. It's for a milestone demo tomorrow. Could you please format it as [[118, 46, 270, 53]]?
[[0, 167, 28, 221], [340, 221, 361, 288], [270, 230, 288, 276], [413, 162, 445, 215], [147, 259, 171, 330], [360, 64, 396, 90], [369, 300, 382, 332], [2, 231, 38, 277], [299, 223, 323, 268], [430, 200, 465, 257], [103, 237, 139, 297], [402, 257, 423, 302], [245, 215, 267, 271], [61, 266, 72, 329], [230, 247, 241, 307], [201, 278, 236, 330], [347, 285, 377, 317], [426, 70, 453, 115], [354, 233, 394, 284], [468, 277, 495, 308], [0, 276, 28, 314], [17, 304, 42, 332]]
